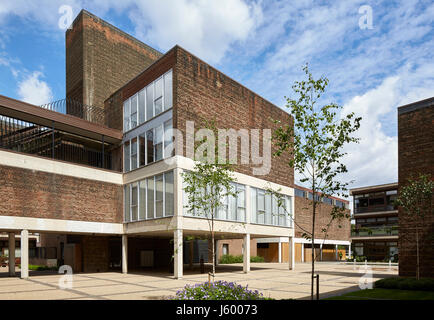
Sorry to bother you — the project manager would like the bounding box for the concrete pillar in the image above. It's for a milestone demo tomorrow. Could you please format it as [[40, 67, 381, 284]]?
[[243, 233, 250, 273], [122, 234, 128, 274], [8, 233, 15, 277], [335, 244, 338, 261], [301, 243, 305, 263], [348, 245, 352, 259], [278, 240, 282, 263], [288, 237, 294, 270], [174, 229, 183, 279], [320, 243, 323, 261], [20, 230, 29, 279]]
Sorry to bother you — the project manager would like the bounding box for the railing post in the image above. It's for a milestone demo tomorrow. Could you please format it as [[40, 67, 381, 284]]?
[[52, 120, 55, 159], [316, 274, 319, 300], [102, 135, 105, 169]]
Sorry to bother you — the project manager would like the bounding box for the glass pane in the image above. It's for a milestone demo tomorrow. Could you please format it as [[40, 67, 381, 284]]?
[[124, 141, 130, 172], [164, 70, 173, 110], [139, 180, 146, 220], [265, 193, 272, 224], [251, 188, 257, 223], [165, 171, 174, 216], [146, 83, 154, 120], [138, 89, 146, 124], [155, 175, 163, 218], [131, 184, 138, 221], [155, 125, 163, 161], [147, 178, 154, 219], [123, 99, 130, 131], [131, 94, 138, 128], [146, 129, 154, 164], [228, 193, 236, 220], [155, 77, 163, 99], [272, 195, 278, 225], [124, 185, 130, 222], [164, 119, 173, 158], [155, 96, 163, 115], [131, 138, 137, 170], [139, 134, 146, 167]]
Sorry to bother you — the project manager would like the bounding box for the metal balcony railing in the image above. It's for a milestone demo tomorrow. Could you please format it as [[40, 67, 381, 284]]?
[[354, 205, 397, 214], [40, 98, 106, 125], [351, 226, 398, 237]]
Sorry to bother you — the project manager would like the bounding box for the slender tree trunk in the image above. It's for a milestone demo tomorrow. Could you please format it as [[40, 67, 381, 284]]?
[[416, 224, 420, 280], [212, 216, 215, 281], [311, 199, 316, 300]]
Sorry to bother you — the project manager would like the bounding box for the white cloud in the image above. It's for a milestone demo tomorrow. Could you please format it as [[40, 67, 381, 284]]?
[[17, 71, 53, 105], [130, 0, 261, 63]]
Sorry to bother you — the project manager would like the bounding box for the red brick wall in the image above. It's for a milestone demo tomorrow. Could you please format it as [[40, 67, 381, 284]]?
[[294, 196, 351, 241], [66, 10, 162, 122], [173, 46, 294, 187], [0, 164, 123, 223], [82, 235, 109, 272], [398, 103, 434, 277], [216, 239, 257, 260]]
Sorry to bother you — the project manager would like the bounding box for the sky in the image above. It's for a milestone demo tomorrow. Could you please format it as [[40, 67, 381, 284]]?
[[0, 0, 433, 194]]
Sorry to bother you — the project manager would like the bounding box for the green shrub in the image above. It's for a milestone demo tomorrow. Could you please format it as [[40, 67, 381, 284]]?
[[28, 264, 58, 271], [250, 256, 265, 263], [170, 281, 270, 300], [219, 254, 265, 264], [375, 277, 434, 291]]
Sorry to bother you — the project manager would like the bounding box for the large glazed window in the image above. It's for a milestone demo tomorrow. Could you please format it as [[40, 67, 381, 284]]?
[[123, 69, 173, 132], [124, 170, 175, 222], [251, 187, 292, 227]]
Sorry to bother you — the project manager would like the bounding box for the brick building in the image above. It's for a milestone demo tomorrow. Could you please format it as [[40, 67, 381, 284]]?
[[398, 97, 434, 277], [0, 10, 349, 279]]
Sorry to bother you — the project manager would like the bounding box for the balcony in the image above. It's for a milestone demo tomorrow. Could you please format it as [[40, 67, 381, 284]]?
[[354, 205, 397, 214], [351, 226, 398, 238]]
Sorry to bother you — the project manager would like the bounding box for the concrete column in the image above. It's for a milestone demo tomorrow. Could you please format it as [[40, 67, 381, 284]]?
[[278, 240, 282, 263], [8, 233, 15, 277], [243, 233, 250, 273], [288, 237, 294, 270], [301, 243, 305, 262], [335, 244, 338, 261], [348, 245, 352, 259], [20, 230, 29, 279], [320, 243, 323, 261], [122, 234, 128, 274], [174, 229, 183, 279], [215, 240, 219, 266]]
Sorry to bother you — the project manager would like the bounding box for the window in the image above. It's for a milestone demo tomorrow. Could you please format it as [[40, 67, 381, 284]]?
[[257, 190, 265, 224], [155, 174, 164, 218], [147, 177, 154, 219], [146, 84, 154, 120], [138, 89, 146, 124], [165, 171, 174, 216], [124, 185, 130, 222], [154, 125, 163, 161], [124, 141, 130, 172], [123, 69, 173, 132], [237, 185, 246, 222], [139, 180, 146, 220], [257, 243, 269, 249], [164, 70, 173, 110], [164, 120, 173, 158], [139, 134, 146, 167], [131, 138, 138, 170], [251, 187, 292, 227], [222, 244, 229, 255], [123, 100, 130, 131], [323, 197, 333, 205], [154, 77, 163, 115], [146, 129, 154, 164], [131, 183, 138, 221], [130, 94, 138, 128], [294, 188, 306, 198]]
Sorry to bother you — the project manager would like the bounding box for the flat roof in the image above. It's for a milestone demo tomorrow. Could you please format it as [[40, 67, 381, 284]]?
[[398, 96, 434, 115], [0, 95, 122, 144], [294, 184, 349, 203], [349, 182, 398, 195]]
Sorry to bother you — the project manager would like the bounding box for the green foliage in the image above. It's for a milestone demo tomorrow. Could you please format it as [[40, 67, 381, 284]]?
[[375, 277, 434, 291], [170, 281, 270, 300], [219, 254, 265, 264], [396, 174, 433, 219], [28, 264, 58, 271]]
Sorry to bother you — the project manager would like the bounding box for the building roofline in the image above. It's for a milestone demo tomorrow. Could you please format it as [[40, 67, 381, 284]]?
[[349, 182, 398, 195], [69, 9, 163, 58], [398, 96, 434, 115], [293, 184, 349, 203]]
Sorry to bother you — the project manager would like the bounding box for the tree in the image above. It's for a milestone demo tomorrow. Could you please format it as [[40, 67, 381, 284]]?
[[271, 64, 361, 299], [181, 121, 237, 281], [396, 174, 434, 280]]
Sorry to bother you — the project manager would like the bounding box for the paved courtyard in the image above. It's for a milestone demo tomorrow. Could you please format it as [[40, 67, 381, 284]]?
[[0, 262, 398, 300]]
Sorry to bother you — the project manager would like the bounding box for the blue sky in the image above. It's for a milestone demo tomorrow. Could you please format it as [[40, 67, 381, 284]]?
[[0, 0, 433, 190]]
